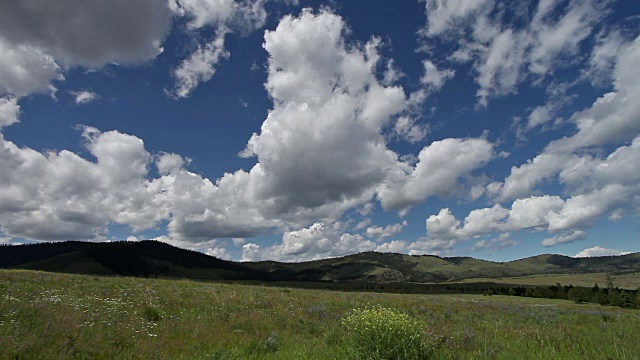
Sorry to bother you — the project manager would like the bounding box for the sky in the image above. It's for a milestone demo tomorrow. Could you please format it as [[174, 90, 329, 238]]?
[[1, 0, 639, 262]]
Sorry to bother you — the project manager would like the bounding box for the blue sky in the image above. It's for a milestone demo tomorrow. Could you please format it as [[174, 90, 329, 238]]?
[[1, 0, 639, 262]]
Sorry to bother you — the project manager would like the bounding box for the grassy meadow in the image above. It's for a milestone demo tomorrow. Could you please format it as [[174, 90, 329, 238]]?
[[455, 272, 640, 290], [1, 270, 639, 359]]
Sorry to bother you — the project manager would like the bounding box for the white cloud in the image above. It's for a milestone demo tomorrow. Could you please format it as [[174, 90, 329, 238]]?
[[420, 60, 455, 91], [490, 35, 640, 226], [0, 9, 499, 258], [393, 116, 429, 144], [547, 35, 640, 153], [421, 0, 493, 37], [152, 235, 228, 257], [353, 218, 372, 231], [231, 238, 246, 246], [69, 90, 98, 105], [171, 32, 230, 98], [167, 0, 270, 98], [421, 0, 606, 107], [542, 230, 586, 247], [0, 38, 63, 98], [0, 97, 20, 128], [240, 222, 378, 262], [418, 182, 638, 249], [375, 240, 407, 253], [584, 29, 625, 86], [0, 1, 275, 101], [205, 247, 231, 259], [575, 246, 631, 258], [382, 59, 404, 85], [365, 220, 407, 240], [155, 152, 189, 175], [0, 127, 170, 240], [472, 233, 516, 252], [377, 137, 494, 212]]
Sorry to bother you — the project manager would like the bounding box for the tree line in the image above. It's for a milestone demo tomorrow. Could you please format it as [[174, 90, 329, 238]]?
[[482, 279, 640, 309]]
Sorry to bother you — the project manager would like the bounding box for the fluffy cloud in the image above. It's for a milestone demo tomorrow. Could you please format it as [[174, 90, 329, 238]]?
[[422, 165, 640, 249], [0, 97, 20, 128], [365, 220, 407, 240], [0, 1, 172, 69], [491, 36, 640, 216], [241, 222, 378, 262], [0, 127, 168, 240], [0, 1, 276, 101], [548, 36, 640, 153], [171, 33, 230, 98], [420, 60, 455, 92], [377, 137, 494, 213], [416, 184, 631, 250], [168, 0, 270, 97], [542, 230, 586, 247], [0, 37, 63, 98], [421, 0, 493, 37], [421, 0, 606, 107], [69, 90, 99, 105], [472, 233, 516, 252], [574, 246, 631, 258], [375, 240, 407, 253], [0, 9, 497, 262], [0, 1, 173, 100]]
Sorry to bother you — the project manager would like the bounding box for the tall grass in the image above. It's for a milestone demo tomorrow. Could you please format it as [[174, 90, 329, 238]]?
[[0, 269, 638, 359]]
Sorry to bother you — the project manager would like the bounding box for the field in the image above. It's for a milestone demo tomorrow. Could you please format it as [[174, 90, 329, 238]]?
[[455, 272, 640, 290], [1, 270, 639, 359]]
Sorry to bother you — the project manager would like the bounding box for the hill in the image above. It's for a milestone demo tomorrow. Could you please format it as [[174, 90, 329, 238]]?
[[0, 241, 265, 281], [1, 241, 639, 283]]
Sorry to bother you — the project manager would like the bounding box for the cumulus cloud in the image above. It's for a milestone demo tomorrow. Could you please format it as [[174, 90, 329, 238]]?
[[0, 9, 499, 263], [0, 127, 168, 240], [472, 233, 517, 252], [0, 1, 277, 101], [69, 90, 99, 105], [420, 60, 455, 92], [493, 36, 640, 206], [241, 222, 378, 262], [377, 137, 494, 213], [375, 240, 407, 253], [0, 1, 172, 69], [542, 230, 586, 247], [168, 0, 270, 98], [0, 37, 63, 98], [365, 220, 407, 240], [416, 179, 639, 250], [0, 97, 20, 128], [421, 0, 607, 107], [171, 32, 230, 98], [575, 246, 632, 258], [0, 0, 173, 101]]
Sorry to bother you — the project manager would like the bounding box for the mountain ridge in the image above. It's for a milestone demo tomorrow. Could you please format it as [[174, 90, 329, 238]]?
[[1, 240, 638, 283]]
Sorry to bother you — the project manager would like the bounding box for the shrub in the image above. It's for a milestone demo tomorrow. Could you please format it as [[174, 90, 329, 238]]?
[[263, 331, 279, 353], [143, 305, 162, 322], [341, 306, 436, 360]]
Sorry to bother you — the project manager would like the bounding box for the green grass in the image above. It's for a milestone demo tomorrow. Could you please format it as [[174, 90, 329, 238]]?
[[455, 272, 640, 289], [1, 270, 639, 359]]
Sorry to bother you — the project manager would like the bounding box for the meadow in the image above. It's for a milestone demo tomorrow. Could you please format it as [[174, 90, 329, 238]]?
[[455, 272, 640, 290], [1, 269, 639, 359]]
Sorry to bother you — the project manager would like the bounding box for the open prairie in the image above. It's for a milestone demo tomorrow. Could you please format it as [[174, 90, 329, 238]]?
[[1, 270, 638, 359]]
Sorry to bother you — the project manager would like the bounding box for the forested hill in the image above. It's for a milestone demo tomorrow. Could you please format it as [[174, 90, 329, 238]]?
[[1, 241, 639, 283]]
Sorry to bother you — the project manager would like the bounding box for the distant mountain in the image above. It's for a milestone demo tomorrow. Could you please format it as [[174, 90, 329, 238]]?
[[244, 251, 640, 282], [1, 241, 639, 283], [0, 241, 265, 281]]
